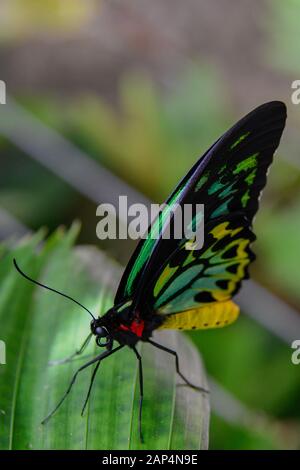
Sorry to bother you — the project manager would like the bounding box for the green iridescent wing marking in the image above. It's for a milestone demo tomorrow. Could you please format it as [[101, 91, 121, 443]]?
[[115, 178, 189, 304], [115, 101, 286, 316], [124, 185, 186, 299]]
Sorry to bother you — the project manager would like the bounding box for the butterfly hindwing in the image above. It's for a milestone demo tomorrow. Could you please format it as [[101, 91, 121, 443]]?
[[158, 300, 239, 331], [150, 214, 255, 314]]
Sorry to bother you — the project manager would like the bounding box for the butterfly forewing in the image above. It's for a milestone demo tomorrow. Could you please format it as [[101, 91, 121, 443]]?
[[115, 101, 286, 324]]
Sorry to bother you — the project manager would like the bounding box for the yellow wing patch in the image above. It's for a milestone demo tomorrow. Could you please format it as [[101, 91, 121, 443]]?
[[158, 300, 239, 330]]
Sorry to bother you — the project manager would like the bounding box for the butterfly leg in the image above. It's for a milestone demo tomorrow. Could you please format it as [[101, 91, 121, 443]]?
[[148, 339, 209, 393], [80, 360, 101, 416], [81, 340, 115, 418], [49, 332, 93, 366], [42, 344, 124, 424], [132, 346, 144, 443]]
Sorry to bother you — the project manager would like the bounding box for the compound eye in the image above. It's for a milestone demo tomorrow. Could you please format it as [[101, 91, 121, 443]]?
[[95, 326, 106, 337]]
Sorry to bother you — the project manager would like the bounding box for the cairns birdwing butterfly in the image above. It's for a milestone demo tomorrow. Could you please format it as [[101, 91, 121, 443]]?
[[14, 101, 286, 441]]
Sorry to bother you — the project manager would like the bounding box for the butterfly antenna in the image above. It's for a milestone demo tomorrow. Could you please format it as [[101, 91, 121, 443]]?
[[13, 258, 96, 320]]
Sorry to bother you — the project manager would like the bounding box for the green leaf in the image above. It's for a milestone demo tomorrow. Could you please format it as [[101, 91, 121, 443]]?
[[0, 231, 209, 450]]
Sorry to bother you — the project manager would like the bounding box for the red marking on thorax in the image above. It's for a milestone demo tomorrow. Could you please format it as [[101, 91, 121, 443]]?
[[119, 319, 145, 337]]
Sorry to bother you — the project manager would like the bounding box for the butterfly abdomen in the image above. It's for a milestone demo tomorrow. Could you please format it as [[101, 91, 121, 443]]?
[[158, 300, 239, 331]]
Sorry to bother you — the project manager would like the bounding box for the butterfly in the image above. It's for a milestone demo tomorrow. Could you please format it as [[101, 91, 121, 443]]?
[[14, 101, 286, 441]]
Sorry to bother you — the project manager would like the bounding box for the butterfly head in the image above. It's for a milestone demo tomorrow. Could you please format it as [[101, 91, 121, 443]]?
[[90, 318, 113, 348], [90, 300, 146, 347]]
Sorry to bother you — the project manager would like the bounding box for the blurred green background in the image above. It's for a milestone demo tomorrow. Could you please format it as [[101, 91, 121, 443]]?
[[0, 0, 300, 449]]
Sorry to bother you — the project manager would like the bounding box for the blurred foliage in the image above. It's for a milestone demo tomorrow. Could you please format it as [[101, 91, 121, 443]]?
[[190, 316, 300, 419], [210, 414, 279, 450], [65, 69, 231, 201], [0, 0, 95, 40], [18, 67, 231, 201], [0, 144, 75, 229], [190, 315, 300, 449], [266, 0, 300, 74], [255, 200, 300, 302]]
